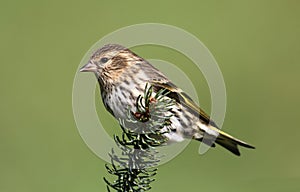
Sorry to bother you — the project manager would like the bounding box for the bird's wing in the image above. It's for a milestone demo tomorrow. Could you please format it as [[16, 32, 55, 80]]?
[[150, 79, 255, 155], [149, 79, 219, 128]]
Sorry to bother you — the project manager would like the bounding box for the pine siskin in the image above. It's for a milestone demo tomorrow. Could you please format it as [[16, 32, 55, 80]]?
[[80, 44, 254, 156]]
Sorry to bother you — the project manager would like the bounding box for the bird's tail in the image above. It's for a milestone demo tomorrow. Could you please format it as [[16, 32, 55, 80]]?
[[213, 128, 255, 156]]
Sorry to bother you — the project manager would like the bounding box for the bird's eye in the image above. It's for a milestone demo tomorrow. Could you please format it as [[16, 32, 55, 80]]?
[[100, 57, 109, 63]]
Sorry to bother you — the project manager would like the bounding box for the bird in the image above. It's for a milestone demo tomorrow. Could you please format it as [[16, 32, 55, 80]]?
[[80, 44, 255, 156]]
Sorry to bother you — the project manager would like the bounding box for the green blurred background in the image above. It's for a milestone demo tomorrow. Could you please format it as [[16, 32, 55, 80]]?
[[1, 0, 299, 191]]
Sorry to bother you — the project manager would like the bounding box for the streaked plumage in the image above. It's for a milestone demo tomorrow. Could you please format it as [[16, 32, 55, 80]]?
[[80, 44, 255, 156]]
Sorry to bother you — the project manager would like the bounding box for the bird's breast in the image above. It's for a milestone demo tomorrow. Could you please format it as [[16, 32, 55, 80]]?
[[103, 79, 148, 120]]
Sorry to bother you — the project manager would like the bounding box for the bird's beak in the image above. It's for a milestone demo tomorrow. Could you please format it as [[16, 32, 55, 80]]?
[[79, 62, 98, 72]]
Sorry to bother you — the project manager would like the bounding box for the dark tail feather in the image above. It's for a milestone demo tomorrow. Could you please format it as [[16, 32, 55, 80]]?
[[215, 133, 255, 156]]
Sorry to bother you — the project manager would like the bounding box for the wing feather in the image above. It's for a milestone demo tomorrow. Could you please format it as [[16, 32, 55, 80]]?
[[150, 79, 218, 128]]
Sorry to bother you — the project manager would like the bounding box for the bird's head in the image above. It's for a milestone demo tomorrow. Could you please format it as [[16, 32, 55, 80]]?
[[80, 44, 144, 86], [80, 44, 128, 74]]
